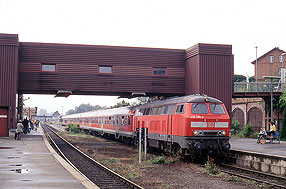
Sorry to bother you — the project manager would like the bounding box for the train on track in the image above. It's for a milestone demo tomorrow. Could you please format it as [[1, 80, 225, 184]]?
[[62, 95, 231, 158]]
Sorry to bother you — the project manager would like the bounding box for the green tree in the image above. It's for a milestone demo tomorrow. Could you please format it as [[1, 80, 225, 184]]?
[[248, 76, 255, 82], [233, 74, 246, 82], [66, 103, 105, 115], [279, 92, 286, 140], [110, 100, 131, 108]]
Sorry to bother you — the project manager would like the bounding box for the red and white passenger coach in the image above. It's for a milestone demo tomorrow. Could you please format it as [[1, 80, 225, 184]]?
[[62, 95, 231, 157]]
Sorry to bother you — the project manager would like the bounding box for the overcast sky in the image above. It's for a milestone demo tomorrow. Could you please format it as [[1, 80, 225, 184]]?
[[1, 0, 286, 114]]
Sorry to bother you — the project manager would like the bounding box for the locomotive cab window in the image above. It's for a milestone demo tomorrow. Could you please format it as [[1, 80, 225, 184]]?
[[192, 103, 208, 114], [209, 104, 225, 114], [176, 104, 185, 114]]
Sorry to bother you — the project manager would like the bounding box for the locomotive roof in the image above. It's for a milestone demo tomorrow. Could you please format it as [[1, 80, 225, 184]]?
[[62, 95, 222, 119], [136, 94, 222, 109]]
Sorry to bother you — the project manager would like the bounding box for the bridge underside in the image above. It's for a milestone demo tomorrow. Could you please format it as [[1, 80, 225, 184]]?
[[0, 33, 233, 135]]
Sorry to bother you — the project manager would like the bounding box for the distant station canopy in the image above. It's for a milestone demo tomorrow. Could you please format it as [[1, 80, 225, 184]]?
[[55, 90, 72, 98]]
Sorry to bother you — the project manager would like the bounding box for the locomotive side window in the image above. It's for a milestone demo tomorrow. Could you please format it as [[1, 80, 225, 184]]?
[[209, 104, 225, 114], [167, 105, 176, 115], [176, 104, 185, 114], [192, 103, 208, 114], [127, 116, 131, 126]]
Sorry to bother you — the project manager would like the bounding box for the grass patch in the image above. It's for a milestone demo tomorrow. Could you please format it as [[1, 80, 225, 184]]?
[[105, 157, 118, 164], [123, 166, 142, 181], [147, 156, 166, 164]]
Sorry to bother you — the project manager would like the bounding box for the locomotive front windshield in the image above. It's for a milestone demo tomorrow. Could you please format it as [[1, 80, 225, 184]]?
[[209, 104, 225, 114], [192, 103, 208, 114]]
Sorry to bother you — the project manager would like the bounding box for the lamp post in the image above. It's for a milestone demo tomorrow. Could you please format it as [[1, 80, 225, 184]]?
[[255, 46, 258, 91], [281, 52, 286, 84]]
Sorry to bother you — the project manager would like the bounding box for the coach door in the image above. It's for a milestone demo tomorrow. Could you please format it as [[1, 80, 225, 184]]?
[[0, 107, 8, 137], [115, 116, 119, 133]]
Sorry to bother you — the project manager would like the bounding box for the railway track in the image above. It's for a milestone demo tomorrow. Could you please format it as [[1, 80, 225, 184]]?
[[42, 124, 143, 189], [219, 163, 286, 188]]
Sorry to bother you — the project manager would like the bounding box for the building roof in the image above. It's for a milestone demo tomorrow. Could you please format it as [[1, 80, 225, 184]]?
[[251, 47, 285, 64]]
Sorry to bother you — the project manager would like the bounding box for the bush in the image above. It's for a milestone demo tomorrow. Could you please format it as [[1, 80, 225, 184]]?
[[205, 159, 220, 175], [251, 131, 259, 138], [68, 124, 80, 134], [238, 123, 253, 138], [231, 120, 240, 135], [149, 156, 165, 164]]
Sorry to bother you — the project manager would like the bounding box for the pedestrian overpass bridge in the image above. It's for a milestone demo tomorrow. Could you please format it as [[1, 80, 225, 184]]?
[[233, 82, 284, 98]]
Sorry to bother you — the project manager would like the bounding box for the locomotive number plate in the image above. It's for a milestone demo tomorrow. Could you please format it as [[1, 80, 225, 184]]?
[[207, 122, 215, 127]]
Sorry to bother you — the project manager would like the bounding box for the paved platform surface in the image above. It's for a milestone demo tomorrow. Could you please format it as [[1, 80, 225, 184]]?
[[0, 127, 91, 189], [230, 137, 286, 157]]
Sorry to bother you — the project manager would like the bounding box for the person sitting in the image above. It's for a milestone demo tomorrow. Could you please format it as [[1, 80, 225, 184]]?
[[268, 121, 276, 137], [257, 127, 267, 144]]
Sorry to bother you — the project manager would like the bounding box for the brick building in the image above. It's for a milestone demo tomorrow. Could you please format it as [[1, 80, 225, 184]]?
[[251, 47, 285, 81], [232, 47, 285, 131]]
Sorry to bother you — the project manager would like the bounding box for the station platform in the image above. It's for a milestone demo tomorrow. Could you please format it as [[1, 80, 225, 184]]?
[[0, 127, 97, 189], [230, 137, 286, 157]]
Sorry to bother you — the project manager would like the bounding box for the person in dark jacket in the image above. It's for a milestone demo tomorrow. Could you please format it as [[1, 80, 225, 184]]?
[[22, 118, 29, 134]]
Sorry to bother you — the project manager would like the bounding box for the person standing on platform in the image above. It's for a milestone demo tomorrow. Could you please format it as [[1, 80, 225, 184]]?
[[29, 119, 34, 131], [15, 121, 24, 140], [22, 117, 28, 134]]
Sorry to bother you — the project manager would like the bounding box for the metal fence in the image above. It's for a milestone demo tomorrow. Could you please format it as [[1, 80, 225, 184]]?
[[234, 82, 286, 93]]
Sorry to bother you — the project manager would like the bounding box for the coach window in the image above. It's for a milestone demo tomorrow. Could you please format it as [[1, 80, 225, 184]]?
[[122, 116, 125, 125], [192, 103, 208, 114], [99, 66, 113, 74], [144, 108, 150, 115], [153, 68, 166, 76], [158, 106, 164, 115], [151, 107, 158, 115], [162, 106, 169, 114], [176, 104, 185, 114], [42, 64, 56, 72]]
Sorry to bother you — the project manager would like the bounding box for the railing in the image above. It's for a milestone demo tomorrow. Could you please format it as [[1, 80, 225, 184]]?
[[234, 82, 286, 93]]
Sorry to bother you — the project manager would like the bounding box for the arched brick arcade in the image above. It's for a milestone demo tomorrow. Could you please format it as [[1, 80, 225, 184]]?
[[232, 108, 244, 129], [247, 107, 263, 132], [232, 98, 265, 131]]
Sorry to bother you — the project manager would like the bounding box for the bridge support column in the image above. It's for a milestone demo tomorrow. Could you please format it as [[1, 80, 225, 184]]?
[[0, 34, 19, 136]]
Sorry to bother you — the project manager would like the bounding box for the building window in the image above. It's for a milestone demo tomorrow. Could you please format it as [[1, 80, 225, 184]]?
[[153, 68, 166, 75], [279, 55, 284, 63], [269, 56, 274, 63], [99, 66, 113, 74], [41, 64, 56, 72]]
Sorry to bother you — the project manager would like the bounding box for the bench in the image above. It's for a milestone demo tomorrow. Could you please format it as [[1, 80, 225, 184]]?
[[257, 133, 280, 144]]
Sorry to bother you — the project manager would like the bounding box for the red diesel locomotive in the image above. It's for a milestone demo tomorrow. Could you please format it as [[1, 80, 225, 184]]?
[[62, 95, 231, 157]]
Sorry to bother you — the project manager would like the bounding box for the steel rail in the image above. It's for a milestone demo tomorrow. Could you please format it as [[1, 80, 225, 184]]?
[[42, 124, 143, 189], [219, 163, 286, 188]]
